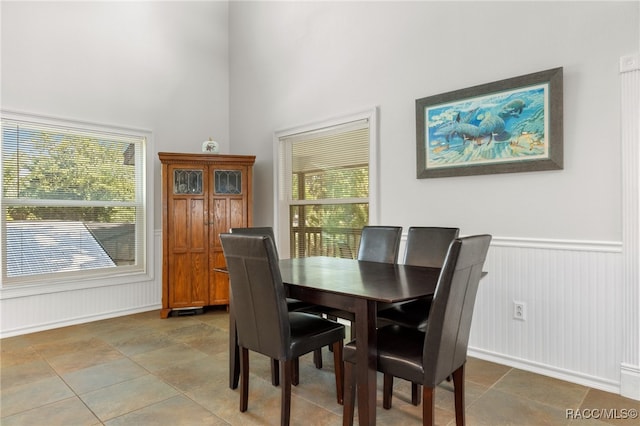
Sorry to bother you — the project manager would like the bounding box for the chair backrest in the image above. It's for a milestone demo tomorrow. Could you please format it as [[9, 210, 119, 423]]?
[[403, 227, 460, 268], [357, 226, 402, 263], [422, 234, 491, 386], [220, 233, 291, 360], [231, 227, 278, 257]]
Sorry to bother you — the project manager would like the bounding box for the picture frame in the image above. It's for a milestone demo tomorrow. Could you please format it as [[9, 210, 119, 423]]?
[[416, 67, 563, 179]]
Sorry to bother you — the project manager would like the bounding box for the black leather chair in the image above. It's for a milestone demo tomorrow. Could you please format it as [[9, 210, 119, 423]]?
[[220, 234, 345, 426], [316, 225, 402, 332], [377, 226, 460, 331], [342, 235, 491, 426], [356, 225, 403, 263], [231, 227, 312, 312], [375, 227, 460, 405], [303, 225, 402, 368], [231, 227, 318, 381]]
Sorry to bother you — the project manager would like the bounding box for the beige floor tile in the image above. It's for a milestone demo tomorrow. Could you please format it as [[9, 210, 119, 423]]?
[[31, 335, 113, 359], [0, 344, 43, 368], [61, 357, 148, 394], [165, 323, 230, 356], [107, 330, 177, 357], [493, 368, 589, 409], [465, 388, 569, 425], [0, 358, 58, 390], [80, 374, 180, 422], [0, 375, 74, 418], [130, 342, 209, 372], [23, 324, 92, 346], [465, 357, 511, 387], [0, 335, 35, 352], [155, 354, 225, 393], [0, 397, 101, 426], [135, 314, 204, 334], [104, 395, 227, 426], [579, 388, 640, 425], [45, 340, 124, 375]]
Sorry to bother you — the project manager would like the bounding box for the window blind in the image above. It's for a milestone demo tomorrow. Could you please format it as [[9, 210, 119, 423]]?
[[278, 118, 370, 258], [1, 115, 146, 281]]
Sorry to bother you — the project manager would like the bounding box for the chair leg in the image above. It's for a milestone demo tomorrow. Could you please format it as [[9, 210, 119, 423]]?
[[422, 385, 435, 426], [314, 348, 323, 369], [342, 361, 356, 426], [411, 382, 422, 406], [240, 347, 249, 412], [293, 357, 300, 386], [271, 358, 280, 386], [452, 364, 465, 426], [383, 373, 393, 409], [281, 359, 293, 426], [331, 340, 344, 404]]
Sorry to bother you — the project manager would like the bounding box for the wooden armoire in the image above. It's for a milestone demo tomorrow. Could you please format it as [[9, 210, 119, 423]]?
[[159, 152, 255, 318]]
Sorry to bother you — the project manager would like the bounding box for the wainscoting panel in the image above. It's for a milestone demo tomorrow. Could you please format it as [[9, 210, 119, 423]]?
[[468, 237, 623, 393], [0, 232, 163, 338]]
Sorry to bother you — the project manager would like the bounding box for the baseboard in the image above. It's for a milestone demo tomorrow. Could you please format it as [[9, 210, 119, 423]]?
[[468, 347, 621, 396], [620, 363, 640, 400]]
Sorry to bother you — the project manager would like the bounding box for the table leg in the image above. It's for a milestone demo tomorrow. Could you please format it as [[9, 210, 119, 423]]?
[[354, 299, 377, 425], [229, 299, 240, 389]]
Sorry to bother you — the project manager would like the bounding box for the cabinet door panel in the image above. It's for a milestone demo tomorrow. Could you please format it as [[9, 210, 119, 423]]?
[[230, 198, 246, 229], [170, 253, 207, 307], [212, 198, 229, 245], [170, 199, 188, 251], [190, 199, 206, 250], [189, 252, 208, 305], [170, 253, 189, 305]]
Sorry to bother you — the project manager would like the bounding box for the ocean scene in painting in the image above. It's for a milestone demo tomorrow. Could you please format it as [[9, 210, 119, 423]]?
[[425, 84, 549, 168]]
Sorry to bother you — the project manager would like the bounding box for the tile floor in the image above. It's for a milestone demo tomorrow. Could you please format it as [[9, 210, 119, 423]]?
[[1, 308, 638, 425]]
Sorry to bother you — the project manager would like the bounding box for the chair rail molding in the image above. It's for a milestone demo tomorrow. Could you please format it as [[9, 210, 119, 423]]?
[[620, 52, 640, 400]]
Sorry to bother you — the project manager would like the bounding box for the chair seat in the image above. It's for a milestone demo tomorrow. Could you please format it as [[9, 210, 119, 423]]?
[[289, 312, 345, 358], [344, 324, 425, 384], [376, 297, 433, 332]]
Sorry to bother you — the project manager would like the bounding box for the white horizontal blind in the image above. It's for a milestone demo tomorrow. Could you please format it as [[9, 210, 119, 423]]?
[[279, 119, 370, 258], [1, 114, 146, 282]]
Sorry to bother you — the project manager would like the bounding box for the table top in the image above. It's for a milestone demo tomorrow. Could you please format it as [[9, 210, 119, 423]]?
[[278, 256, 441, 304]]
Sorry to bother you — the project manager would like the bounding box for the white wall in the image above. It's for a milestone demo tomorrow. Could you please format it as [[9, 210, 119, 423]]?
[[0, 1, 229, 334], [228, 1, 639, 398], [1, 0, 230, 230], [230, 1, 636, 242]]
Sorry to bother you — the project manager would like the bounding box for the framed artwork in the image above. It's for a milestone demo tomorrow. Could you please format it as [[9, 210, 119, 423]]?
[[416, 67, 563, 178]]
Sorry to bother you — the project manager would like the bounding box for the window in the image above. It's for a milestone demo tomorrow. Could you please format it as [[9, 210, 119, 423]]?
[[1, 112, 151, 285], [275, 108, 378, 258]]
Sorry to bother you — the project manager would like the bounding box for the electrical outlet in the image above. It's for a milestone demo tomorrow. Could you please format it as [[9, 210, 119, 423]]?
[[513, 301, 526, 321]]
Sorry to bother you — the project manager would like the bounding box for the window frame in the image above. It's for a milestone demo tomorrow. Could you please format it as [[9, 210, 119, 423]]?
[[273, 107, 379, 258], [0, 110, 154, 296]]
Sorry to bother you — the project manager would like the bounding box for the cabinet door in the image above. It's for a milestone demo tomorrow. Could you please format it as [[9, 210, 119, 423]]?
[[209, 166, 249, 305], [167, 165, 209, 307]]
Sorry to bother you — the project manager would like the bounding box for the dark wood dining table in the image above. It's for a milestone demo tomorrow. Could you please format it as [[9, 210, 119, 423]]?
[[227, 256, 442, 426]]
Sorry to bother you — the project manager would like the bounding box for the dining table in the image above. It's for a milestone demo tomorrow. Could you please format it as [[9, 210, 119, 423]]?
[[227, 256, 442, 426]]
